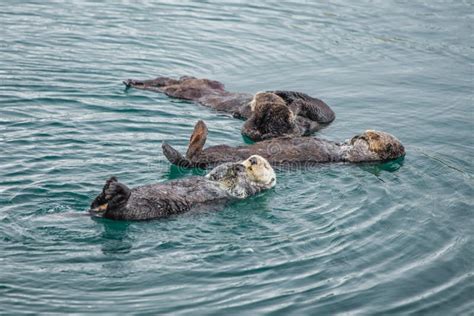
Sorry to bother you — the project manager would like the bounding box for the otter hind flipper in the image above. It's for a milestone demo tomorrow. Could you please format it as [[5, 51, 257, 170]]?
[[90, 177, 130, 213], [123, 79, 143, 88], [122, 77, 179, 92], [185, 120, 208, 160], [104, 180, 131, 210], [162, 142, 199, 168], [90, 176, 118, 210]]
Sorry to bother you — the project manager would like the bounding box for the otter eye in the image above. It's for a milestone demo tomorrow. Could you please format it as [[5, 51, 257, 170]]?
[[249, 157, 258, 165]]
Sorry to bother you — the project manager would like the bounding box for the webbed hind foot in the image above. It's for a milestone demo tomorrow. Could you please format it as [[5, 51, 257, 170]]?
[[104, 180, 131, 209], [90, 177, 131, 212], [123, 77, 179, 90]]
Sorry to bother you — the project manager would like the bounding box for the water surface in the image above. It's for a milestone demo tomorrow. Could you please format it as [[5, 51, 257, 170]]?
[[1, 0, 473, 314]]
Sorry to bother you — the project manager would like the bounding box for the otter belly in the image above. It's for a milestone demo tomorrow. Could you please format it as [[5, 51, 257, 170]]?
[[195, 138, 342, 168], [102, 178, 231, 221]]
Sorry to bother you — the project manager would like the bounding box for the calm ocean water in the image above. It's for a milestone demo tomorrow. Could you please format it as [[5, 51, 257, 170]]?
[[1, 0, 472, 314]]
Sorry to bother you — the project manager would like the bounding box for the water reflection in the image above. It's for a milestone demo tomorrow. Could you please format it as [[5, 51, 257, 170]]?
[[358, 156, 405, 176], [93, 218, 133, 255]]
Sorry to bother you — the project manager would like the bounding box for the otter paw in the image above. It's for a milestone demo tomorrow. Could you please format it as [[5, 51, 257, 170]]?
[[104, 181, 131, 209], [105, 181, 130, 201], [90, 176, 118, 210]]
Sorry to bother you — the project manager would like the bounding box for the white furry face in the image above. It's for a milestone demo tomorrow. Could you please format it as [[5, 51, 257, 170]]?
[[241, 155, 276, 188]]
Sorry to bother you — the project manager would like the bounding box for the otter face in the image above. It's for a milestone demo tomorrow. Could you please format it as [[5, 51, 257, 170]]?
[[348, 130, 405, 162], [241, 155, 276, 188]]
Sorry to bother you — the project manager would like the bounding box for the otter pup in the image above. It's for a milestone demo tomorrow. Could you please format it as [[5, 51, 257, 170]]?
[[162, 120, 405, 169], [89, 155, 275, 221], [123, 76, 335, 141], [241, 91, 334, 140], [241, 92, 300, 141]]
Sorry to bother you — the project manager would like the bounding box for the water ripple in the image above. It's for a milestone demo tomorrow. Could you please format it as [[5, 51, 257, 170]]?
[[1, 0, 472, 314]]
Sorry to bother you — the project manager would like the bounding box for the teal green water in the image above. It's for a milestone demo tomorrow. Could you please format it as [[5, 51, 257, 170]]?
[[1, 1, 473, 314]]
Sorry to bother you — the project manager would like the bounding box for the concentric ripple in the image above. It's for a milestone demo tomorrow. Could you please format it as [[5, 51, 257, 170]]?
[[0, 0, 472, 314]]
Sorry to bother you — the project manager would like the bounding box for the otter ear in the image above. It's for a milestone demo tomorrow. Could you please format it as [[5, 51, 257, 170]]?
[[186, 120, 208, 159]]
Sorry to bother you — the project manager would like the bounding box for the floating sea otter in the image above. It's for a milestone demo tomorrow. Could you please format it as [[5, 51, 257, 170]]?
[[90, 155, 275, 221], [162, 120, 405, 169], [123, 76, 335, 141]]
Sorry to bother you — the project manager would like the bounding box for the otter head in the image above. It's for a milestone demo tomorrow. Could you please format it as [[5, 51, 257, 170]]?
[[345, 130, 405, 162], [249, 92, 287, 112], [206, 155, 276, 198], [243, 92, 299, 141], [241, 155, 276, 188]]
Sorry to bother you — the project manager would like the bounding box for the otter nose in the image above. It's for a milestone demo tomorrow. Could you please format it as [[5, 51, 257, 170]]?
[[249, 157, 258, 165], [234, 164, 245, 173]]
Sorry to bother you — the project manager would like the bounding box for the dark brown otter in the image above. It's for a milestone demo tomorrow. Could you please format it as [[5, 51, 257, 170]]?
[[242, 91, 336, 141], [123, 76, 335, 141], [162, 120, 405, 169]]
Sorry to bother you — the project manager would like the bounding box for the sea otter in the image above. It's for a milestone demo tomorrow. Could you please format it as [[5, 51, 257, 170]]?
[[123, 76, 335, 141], [89, 155, 275, 221], [162, 120, 405, 169]]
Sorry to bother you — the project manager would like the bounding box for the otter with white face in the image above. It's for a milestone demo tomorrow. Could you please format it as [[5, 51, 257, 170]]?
[[162, 120, 406, 169], [123, 76, 335, 141], [89, 155, 275, 221], [241, 155, 276, 186]]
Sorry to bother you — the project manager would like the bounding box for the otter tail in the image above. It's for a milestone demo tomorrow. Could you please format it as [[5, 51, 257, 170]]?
[[162, 142, 195, 168]]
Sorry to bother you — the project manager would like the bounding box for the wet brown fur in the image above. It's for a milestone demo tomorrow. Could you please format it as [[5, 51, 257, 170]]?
[[124, 76, 335, 141], [162, 120, 405, 169], [242, 92, 298, 140]]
